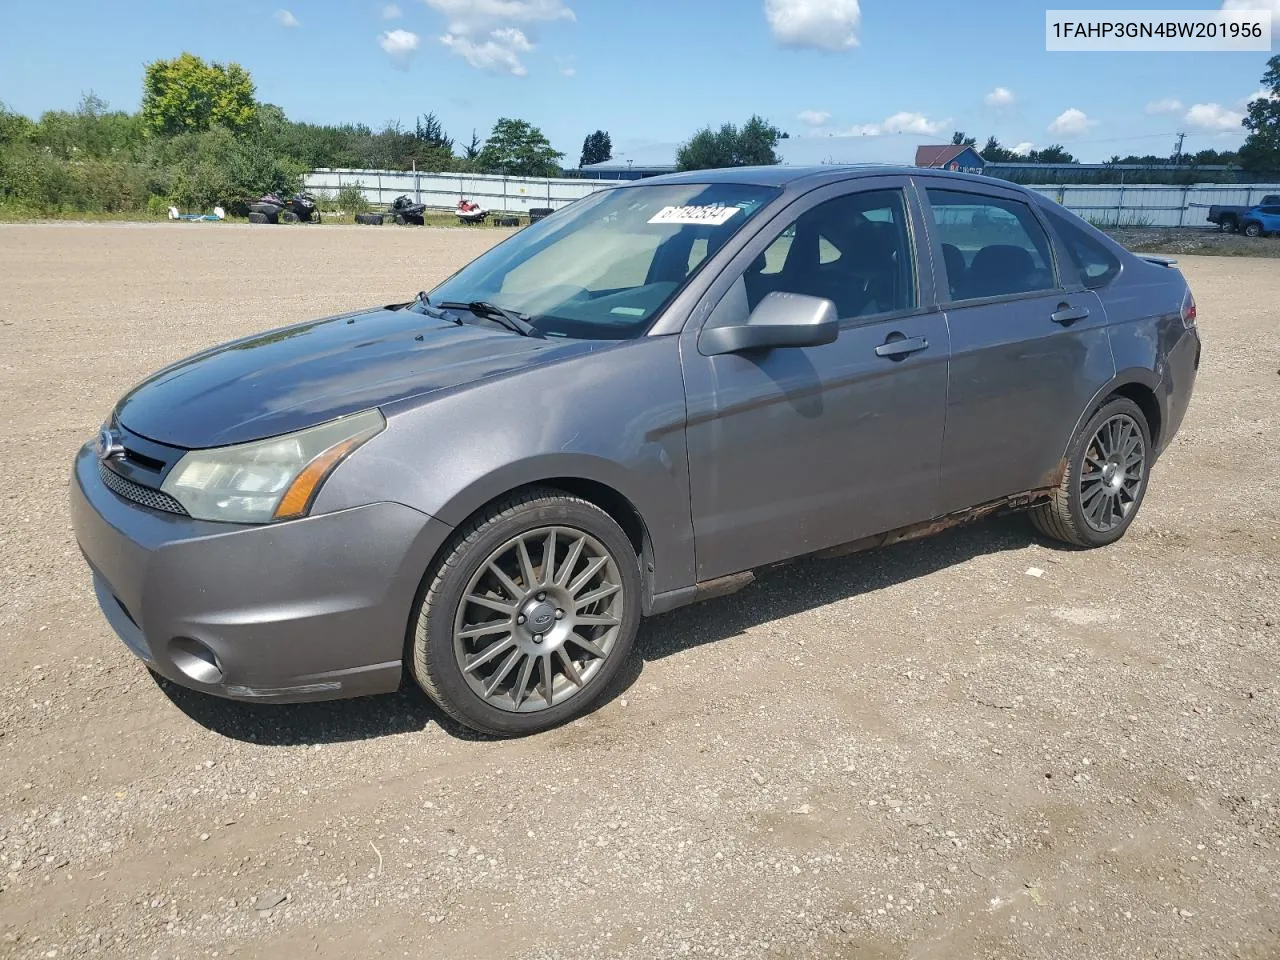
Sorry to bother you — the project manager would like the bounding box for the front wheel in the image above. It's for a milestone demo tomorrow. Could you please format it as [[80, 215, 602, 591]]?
[[1244, 222, 1263, 238], [1028, 397, 1151, 548], [409, 488, 642, 737]]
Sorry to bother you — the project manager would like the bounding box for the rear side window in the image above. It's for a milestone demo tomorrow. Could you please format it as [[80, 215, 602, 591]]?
[[1043, 206, 1122, 290], [925, 189, 1057, 301]]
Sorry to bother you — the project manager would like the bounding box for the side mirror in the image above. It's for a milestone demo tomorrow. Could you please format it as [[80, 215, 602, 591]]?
[[699, 291, 839, 356]]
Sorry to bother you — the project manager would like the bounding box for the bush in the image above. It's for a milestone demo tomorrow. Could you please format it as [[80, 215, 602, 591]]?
[[337, 182, 369, 214]]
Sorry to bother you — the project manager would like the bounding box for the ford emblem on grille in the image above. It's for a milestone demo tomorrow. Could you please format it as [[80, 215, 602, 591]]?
[[96, 427, 125, 462]]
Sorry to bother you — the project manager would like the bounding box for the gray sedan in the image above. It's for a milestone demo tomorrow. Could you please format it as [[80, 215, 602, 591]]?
[[71, 166, 1201, 736]]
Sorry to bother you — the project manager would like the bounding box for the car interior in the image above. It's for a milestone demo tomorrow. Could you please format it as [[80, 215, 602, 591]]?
[[742, 193, 915, 319]]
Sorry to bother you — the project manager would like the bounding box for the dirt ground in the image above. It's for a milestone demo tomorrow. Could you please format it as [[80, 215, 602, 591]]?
[[1, 223, 1277, 960], [1106, 225, 1280, 258]]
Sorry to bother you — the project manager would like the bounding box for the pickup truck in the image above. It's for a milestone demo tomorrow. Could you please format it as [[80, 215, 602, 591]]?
[[1206, 194, 1280, 232]]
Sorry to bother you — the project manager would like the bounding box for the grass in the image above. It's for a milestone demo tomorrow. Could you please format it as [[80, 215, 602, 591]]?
[[0, 204, 526, 229]]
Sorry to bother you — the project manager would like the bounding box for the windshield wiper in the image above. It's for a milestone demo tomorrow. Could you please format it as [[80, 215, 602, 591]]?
[[437, 300, 543, 338], [412, 290, 463, 325]]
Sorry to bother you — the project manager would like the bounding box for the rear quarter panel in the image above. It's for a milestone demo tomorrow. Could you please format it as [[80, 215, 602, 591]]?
[[1096, 257, 1196, 455]]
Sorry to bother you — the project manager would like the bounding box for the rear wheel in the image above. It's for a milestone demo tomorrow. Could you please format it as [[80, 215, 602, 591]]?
[[1029, 396, 1151, 548], [409, 488, 641, 737], [1219, 217, 1237, 233], [281, 211, 300, 224], [1244, 221, 1263, 238], [247, 212, 270, 224], [394, 213, 406, 225]]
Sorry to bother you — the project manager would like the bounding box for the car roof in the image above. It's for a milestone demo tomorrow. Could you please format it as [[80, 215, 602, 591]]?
[[623, 165, 1030, 195]]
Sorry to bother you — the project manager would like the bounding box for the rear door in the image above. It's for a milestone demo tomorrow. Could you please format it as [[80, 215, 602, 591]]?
[[918, 182, 1115, 513]]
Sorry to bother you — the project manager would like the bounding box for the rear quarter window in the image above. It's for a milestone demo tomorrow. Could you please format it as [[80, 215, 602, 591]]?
[[1043, 207, 1122, 291]]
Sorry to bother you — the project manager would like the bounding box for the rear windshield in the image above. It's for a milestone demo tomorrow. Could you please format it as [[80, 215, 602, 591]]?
[[428, 183, 780, 339]]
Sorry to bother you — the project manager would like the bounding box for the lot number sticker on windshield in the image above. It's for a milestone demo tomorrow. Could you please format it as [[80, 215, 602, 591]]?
[[648, 205, 741, 226]]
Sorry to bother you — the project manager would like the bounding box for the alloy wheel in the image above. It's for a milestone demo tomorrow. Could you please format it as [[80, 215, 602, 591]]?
[[452, 526, 625, 713], [1079, 413, 1146, 533]]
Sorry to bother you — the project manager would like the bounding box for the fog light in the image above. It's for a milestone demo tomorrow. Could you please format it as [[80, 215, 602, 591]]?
[[169, 637, 224, 684]]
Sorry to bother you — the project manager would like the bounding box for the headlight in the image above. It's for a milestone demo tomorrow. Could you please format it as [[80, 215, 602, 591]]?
[[160, 409, 385, 523]]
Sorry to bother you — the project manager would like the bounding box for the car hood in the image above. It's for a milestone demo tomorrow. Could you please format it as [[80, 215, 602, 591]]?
[[114, 306, 601, 448]]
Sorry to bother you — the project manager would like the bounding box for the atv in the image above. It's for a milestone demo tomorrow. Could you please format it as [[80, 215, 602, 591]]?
[[247, 191, 320, 224], [390, 194, 427, 226]]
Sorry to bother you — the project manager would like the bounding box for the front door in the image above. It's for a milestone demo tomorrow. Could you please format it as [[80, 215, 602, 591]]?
[[681, 179, 952, 582]]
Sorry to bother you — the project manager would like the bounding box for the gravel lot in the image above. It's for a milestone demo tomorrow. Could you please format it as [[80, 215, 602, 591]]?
[[1, 223, 1277, 960]]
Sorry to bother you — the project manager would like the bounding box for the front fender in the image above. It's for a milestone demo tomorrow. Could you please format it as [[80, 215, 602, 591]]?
[[314, 337, 695, 598]]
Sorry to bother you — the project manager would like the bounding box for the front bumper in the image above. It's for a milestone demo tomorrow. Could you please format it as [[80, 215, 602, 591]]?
[[70, 443, 452, 702]]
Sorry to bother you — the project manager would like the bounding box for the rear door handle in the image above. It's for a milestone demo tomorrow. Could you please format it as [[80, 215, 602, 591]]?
[[875, 335, 929, 359], [1051, 304, 1090, 326]]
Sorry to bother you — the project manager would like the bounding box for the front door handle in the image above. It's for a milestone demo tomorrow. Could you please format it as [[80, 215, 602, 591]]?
[[875, 335, 929, 359], [1051, 304, 1090, 326]]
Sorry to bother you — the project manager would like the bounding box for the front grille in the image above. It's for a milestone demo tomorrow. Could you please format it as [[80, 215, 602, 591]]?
[[98, 461, 189, 516]]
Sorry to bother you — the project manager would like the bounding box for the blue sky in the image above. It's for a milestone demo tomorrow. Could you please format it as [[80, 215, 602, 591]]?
[[0, 0, 1276, 164]]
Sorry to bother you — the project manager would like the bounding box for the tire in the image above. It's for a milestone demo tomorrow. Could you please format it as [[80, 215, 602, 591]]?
[[247, 212, 270, 224], [393, 213, 406, 226], [409, 487, 642, 737], [354, 212, 383, 225], [1029, 396, 1152, 548], [1219, 217, 1237, 233], [1244, 222, 1263, 238], [281, 211, 300, 224]]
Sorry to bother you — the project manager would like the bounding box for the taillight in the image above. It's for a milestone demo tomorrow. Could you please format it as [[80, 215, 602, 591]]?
[[1181, 289, 1197, 329]]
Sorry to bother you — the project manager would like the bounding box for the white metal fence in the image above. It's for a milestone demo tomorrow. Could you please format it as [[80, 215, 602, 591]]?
[[304, 168, 1280, 227], [1026, 183, 1280, 227], [303, 169, 614, 214]]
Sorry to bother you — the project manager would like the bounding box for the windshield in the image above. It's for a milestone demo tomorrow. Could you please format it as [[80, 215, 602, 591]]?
[[427, 182, 781, 340]]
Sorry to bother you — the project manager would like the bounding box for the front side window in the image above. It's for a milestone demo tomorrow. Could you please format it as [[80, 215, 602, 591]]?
[[428, 183, 780, 339], [1043, 206, 1121, 290], [743, 189, 916, 319], [926, 189, 1058, 301]]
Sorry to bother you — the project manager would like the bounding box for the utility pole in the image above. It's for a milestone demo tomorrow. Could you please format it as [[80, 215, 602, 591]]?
[[1172, 131, 1186, 164]]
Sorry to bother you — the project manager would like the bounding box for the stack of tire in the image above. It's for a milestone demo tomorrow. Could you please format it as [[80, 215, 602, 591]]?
[[528, 207, 554, 223], [355, 213, 384, 226]]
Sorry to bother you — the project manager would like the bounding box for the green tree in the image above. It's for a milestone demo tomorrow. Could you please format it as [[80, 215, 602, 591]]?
[[1027, 144, 1076, 163], [675, 115, 783, 171], [476, 118, 564, 176], [0, 102, 36, 146], [951, 130, 977, 147], [981, 136, 1019, 162], [1240, 55, 1280, 175], [579, 129, 612, 167], [414, 112, 453, 152], [141, 53, 258, 136]]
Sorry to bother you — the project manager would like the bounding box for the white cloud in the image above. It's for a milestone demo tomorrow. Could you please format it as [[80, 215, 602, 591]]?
[[1145, 97, 1183, 115], [379, 28, 421, 63], [984, 87, 1015, 107], [797, 109, 831, 126], [1048, 107, 1097, 137], [425, 0, 574, 33], [274, 9, 299, 27], [382, 3, 402, 18], [841, 111, 949, 136], [1221, 0, 1280, 35], [441, 27, 533, 74], [1184, 102, 1245, 131], [1244, 88, 1278, 103], [1011, 142, 1035, 156], [765, 0, 861, 51]]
